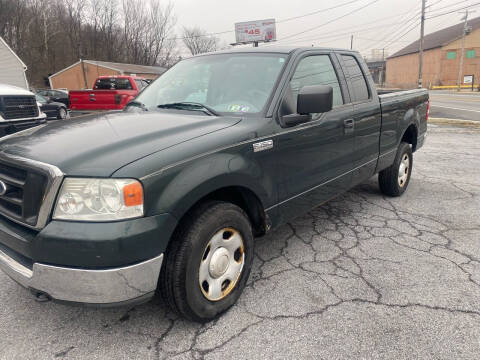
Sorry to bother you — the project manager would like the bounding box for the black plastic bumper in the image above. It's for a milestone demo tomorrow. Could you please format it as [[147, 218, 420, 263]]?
[[0, 213, 177, 269]]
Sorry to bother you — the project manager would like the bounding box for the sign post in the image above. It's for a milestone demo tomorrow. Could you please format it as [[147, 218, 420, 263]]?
[[232, 19, 276, 47], [464, 74, 474, 91]]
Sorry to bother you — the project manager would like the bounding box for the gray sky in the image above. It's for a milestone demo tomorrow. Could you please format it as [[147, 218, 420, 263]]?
[[172, 0, 480, 57]]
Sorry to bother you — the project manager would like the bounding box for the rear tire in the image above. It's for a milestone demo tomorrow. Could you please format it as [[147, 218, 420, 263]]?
[[159, 201, 254, 322], [378, 142, 413, 197], [57, 107, 67, 120]]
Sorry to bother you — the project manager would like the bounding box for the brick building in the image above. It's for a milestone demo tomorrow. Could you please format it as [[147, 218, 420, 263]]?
[[49, 60, 166, 90], [386, 17, 480, 89]]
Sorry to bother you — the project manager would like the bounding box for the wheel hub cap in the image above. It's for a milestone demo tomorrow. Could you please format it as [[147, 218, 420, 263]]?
[[199, 228, 245, 301], [398, 153, 410, 187], [209, 248, 230, 278]]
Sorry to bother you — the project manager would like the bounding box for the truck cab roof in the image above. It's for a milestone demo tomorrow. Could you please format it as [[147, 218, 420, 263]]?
[[96, 75, 146, 80], [196, 46, 360, 56]]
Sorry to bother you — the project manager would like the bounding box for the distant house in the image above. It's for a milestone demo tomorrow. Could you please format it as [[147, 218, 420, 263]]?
[[0, 37, 29, 89], [386, 16, 480, 89], [49, 60, 167, 90]]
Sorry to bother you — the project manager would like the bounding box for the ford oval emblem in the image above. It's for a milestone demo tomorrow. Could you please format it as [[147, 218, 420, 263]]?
[[0, 180, 7, 196]]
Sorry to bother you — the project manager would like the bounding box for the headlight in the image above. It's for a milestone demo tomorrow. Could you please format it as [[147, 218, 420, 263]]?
[[53, 178, 144, 221]]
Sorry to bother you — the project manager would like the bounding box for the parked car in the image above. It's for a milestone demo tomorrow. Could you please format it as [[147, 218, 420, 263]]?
[[69, 75, 150, 111], [0, 47, 428, 322], [35, 94, 68, 120], [0, 84, 46, 137], [35, 89, 70, 109]]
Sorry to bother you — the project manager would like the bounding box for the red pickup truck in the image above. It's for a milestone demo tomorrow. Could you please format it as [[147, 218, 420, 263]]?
[[69, 76, 150, 111]]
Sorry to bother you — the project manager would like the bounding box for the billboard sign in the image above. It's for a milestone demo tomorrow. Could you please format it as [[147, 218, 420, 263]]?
[[235, 19, 276, 43]]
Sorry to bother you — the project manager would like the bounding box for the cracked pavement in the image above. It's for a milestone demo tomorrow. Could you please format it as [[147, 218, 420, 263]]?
[[1, 124, 480, 359]]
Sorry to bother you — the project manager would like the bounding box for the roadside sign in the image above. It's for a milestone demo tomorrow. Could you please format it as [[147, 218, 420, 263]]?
[[234, 19, 276, 44], [464, 75, 474, 84]]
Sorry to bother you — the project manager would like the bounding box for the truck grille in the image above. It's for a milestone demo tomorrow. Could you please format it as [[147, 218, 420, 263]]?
[[0, 96, 39, 120], [0, 161, 49, 227]]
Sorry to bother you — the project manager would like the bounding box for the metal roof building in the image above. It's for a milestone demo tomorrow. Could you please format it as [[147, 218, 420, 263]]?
[[386, 17, 480, 88]]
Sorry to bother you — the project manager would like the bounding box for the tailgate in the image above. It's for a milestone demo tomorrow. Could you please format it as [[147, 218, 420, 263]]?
[[69, 90, 123, 110]]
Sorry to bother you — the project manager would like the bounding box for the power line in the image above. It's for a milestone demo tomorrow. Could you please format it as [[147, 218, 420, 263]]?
[[426, 1, 480, 19], [427, 0, 474, 14], [273, 0, 382, 43], [276, 0, 364, 24], [359, 2, 421, 52], [383, 20, 421, 49], [274, 7, 424, 45], [165, 0, 366, 41]]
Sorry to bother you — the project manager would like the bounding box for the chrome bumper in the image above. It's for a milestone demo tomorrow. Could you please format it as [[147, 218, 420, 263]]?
[[0, 248, 163, 304]]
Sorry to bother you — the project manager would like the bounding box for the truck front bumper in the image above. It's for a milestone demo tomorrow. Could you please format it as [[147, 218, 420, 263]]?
[[0, 247, 163, 305]]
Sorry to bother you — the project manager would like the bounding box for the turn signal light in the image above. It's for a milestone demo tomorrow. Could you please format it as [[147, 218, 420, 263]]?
[[123, 182, 143, 207]]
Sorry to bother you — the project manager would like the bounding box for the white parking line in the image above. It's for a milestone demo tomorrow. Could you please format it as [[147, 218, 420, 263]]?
[[430, 105, 480, 113]]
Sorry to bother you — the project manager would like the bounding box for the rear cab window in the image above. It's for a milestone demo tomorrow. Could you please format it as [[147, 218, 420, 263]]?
[[94, 78, 133, 90], [340, 55, 370, 102]]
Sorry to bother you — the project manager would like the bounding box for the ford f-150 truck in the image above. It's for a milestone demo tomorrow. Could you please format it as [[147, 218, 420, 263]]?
[[0, 84, 47, 137], [69, 75, 149, 111], [0, 47, 427, 322]]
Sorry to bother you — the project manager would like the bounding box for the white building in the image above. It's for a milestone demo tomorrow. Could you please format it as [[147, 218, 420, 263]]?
[[0, 37, 28, 89]]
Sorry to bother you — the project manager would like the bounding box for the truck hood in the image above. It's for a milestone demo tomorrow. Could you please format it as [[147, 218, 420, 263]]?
[[0, 84, 33, 96], [0, 111, 241, 176]]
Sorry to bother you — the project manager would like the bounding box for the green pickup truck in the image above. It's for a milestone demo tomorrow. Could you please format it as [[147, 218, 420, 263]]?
[[0, 47, 428, 322]]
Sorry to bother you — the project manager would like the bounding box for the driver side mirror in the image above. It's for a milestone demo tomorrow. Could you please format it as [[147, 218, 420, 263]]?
[[280, 85, 333, 128]]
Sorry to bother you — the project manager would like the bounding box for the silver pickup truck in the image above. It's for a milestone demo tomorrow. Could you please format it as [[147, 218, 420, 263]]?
[[0, 84, 47, 137]]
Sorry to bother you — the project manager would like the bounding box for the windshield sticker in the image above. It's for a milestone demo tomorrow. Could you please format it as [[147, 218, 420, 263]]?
[[228, 104, 241, 112], [228, 104, 250, 112]]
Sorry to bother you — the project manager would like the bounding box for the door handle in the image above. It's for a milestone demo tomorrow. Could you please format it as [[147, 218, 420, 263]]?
[[344, 119, 354, 128]]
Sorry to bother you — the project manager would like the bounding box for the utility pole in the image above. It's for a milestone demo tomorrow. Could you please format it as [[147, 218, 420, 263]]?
[[457, 10, 474, 91], [418, 0, 426, 88], [380, 48, 385, 87], [350, 35, 353, 50]]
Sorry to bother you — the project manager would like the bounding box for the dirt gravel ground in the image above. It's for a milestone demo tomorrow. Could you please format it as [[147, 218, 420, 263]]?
[[1, 124, 479, 360]]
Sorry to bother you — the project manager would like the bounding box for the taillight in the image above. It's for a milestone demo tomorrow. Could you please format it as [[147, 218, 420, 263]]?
[[426, 99, 430, 122], [114, 94, 122, 105]]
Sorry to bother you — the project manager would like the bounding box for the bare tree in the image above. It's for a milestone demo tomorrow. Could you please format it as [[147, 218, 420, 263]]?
[[0, 0, 179, 88], [182, 26, 218, 55]]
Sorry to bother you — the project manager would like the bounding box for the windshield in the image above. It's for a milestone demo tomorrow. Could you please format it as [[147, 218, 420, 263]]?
[[134, 53, 287, 115]]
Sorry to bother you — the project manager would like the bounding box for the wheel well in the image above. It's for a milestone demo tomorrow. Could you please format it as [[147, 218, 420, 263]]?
[[401, 124, 418, 152], [181, 186, 268, 237]]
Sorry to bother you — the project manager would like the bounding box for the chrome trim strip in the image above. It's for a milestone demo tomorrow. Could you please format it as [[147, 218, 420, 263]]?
[[265, 158, 378, 211], [379, 148, 396, 158], [0, 248, 163, 304], [0, 152, 64, 230]]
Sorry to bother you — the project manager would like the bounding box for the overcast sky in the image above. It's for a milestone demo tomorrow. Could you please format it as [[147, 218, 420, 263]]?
[[172, 0, 479, 58]]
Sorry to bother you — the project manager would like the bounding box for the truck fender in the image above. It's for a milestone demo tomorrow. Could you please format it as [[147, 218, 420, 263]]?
[[150, 152, 273, 222], [398, 108, 419, 148]]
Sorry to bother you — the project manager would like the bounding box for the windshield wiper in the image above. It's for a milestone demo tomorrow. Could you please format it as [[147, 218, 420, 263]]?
[[157, 102, 219, 116]]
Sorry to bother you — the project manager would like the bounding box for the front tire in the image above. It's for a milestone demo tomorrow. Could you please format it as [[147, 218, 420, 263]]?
[[160, 201, 254, 322], [378, 142, 413, 197]]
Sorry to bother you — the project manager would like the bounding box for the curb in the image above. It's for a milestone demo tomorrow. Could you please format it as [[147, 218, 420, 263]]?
[[428, 117, 480, 127]]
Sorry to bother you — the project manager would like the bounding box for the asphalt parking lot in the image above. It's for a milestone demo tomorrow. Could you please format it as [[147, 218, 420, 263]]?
[[1, 124, 480, 359]]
